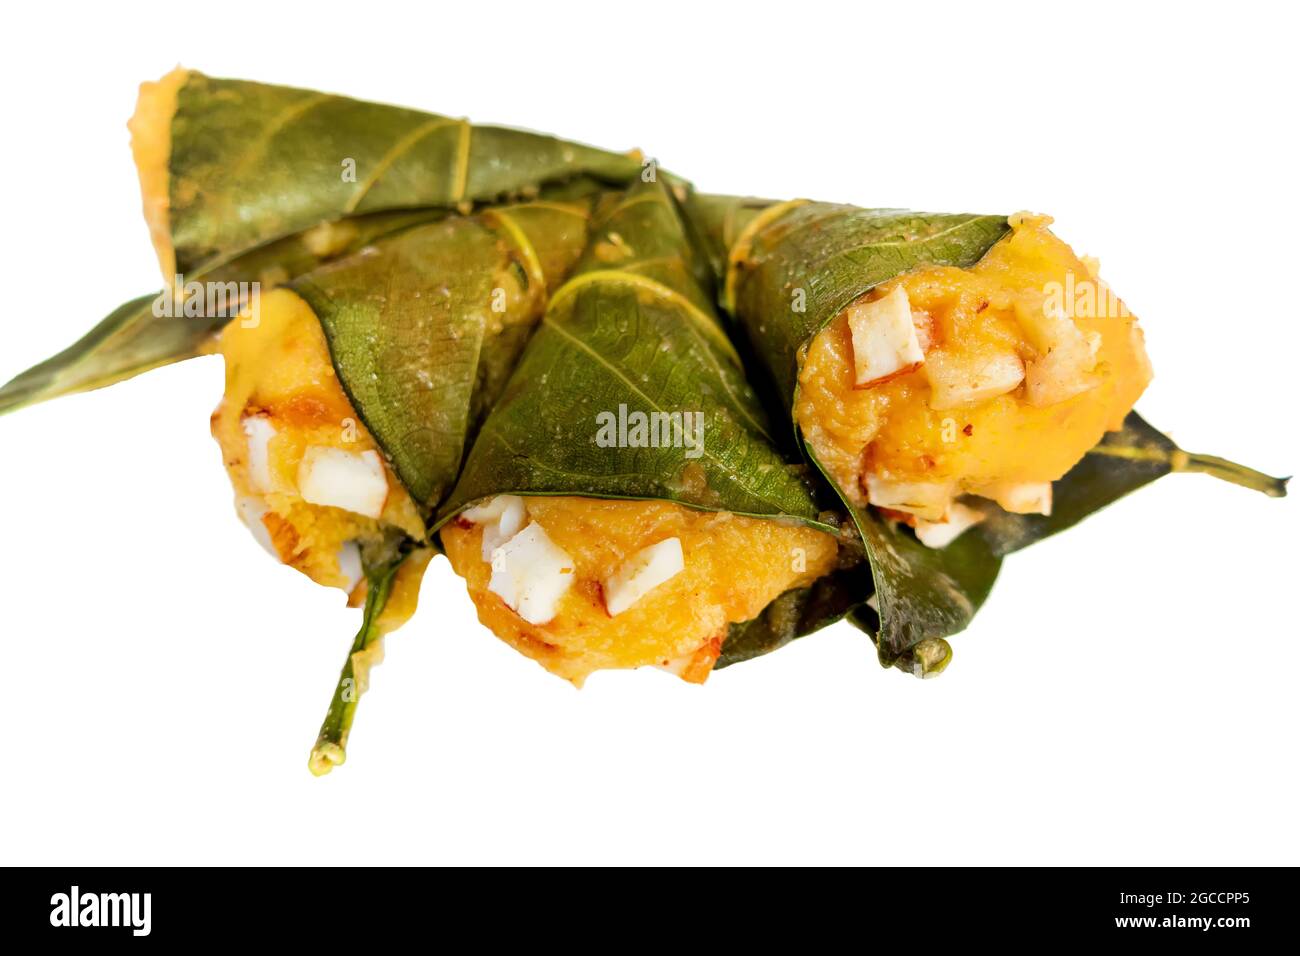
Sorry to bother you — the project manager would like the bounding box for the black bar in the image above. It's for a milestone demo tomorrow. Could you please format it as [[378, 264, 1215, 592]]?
[[5, 866, 1291, 941]]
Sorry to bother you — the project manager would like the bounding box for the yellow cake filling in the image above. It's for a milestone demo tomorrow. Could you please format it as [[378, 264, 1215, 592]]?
[[129, 67, 187, 282], [796, 215, 1152, 523], [212, 288, 425, 598], [441, 497, 839, 685]]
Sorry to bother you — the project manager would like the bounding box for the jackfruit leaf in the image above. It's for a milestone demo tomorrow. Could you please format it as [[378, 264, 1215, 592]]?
[[437, 179, 836, 534], [294, 200, 592, 509]]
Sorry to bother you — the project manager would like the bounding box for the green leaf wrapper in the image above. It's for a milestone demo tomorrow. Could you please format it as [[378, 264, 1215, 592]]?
[[438, 181, 832, 525], [294, 199, 593, 510], [164, 71, 644, 278]]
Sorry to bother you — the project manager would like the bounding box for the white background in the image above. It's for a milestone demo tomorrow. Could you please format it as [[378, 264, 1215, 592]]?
[[1, 0, 1295, 866]]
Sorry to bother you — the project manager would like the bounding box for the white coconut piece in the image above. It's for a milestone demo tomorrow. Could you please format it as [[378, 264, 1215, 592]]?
[[1013, 295, 1074, 352], [863, 474, 955, 522], [462, 495, 516, 524], [914, 502, 987, 549], [1023, 334, 1102, 407], [924, 349, 1025, 410], [475, 496, 528, 560], [296, 446, 388, 519], [336, 541, 363, 593], [847, 286, 925, 387], [487, 522, 575, 625], [602, 538, 685, 616], [241, 414, 277, 493], [1014, 295, 1102, 407], [983, 481, 1053, 516]]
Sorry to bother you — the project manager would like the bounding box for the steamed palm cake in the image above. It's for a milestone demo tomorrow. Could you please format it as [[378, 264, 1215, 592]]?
[[441, 496, 839, 685], [212, 287, 425, 596], [796, 214, 1153, 528]]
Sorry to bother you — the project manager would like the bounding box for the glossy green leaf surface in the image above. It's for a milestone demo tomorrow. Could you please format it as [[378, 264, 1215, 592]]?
[[437, 179, 834, 530], [295, 200, 591, 509], [168, 72, 643, 276]]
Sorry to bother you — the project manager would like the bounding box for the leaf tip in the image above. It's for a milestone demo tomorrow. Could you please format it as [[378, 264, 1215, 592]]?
[[1172, 450, 1290, 498]]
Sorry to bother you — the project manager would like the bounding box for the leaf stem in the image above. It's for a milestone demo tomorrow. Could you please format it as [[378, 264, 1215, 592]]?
[[308, 557, 403, 776], [1171, 450, 1289, 498]]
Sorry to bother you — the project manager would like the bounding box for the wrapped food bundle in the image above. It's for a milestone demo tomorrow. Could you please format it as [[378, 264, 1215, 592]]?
[[435, 179, 869, 685], [687, 196, 1287, 673], [0, 71, 1285, 772]]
